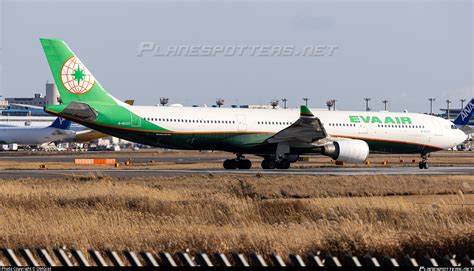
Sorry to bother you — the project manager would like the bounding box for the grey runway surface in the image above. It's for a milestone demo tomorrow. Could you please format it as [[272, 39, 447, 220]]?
[[0, 155, 224, 164], [0, 166, 473, 179]]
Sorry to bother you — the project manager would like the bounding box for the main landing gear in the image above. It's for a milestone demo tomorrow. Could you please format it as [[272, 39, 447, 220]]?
[[261, 158, 290, 169], [260, 142, 293, 169], [418, 153, 429, 169], [222, 155, 292, 170], [223, 155, 252, 170]]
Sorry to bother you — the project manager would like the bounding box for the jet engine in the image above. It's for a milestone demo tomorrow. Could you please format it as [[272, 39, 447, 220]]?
[[323, 139, 369, 163]]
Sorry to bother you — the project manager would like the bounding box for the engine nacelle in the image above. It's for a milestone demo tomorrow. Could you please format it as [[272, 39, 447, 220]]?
[[323, 139, 369, 163]]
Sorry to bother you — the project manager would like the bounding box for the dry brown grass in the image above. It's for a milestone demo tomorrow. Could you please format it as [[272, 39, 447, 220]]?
[[0, 174, 472, 257]]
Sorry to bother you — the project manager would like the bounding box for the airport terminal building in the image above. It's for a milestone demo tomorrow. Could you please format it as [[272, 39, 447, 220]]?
[[0, 82, 59, 126], [440, 108, 474, 126]]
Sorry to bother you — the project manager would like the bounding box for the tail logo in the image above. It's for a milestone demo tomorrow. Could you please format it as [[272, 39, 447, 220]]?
[[460, 100, 474, 121], [60, 56, 95, 94]]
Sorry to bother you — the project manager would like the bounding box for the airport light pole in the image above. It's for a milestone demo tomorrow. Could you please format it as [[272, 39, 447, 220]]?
[[332, 99, 337, 110], [428, 98, 436, 115], [303, 97, 309, 106], [446, 99, 451, 120], [460, 98, 466, 109], [281, 98, 288, 109], [216, 98, 224, 108], [326, 100, 333, 111], [364, 98, 371, 111], [382, 100, 389, 111], [270, 99, 279, 109], [159, 97, 169, 106]]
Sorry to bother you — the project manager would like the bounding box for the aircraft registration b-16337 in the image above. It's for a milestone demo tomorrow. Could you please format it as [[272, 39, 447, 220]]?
[[40, 38, 467, 169]]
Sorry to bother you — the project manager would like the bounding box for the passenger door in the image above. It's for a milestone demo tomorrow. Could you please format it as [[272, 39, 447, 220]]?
[[237, 115, 247, 131], [358, 123, 368, 134], [130, 112, 141, 127], [431, 119, 443, 136]]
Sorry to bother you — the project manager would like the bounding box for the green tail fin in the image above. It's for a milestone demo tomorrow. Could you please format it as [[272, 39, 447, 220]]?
[[300, 105, 314, 117], [40, 38, 117, 105]]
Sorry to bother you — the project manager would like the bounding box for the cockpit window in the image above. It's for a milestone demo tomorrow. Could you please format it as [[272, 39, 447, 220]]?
[[451, 125, 457, 129]]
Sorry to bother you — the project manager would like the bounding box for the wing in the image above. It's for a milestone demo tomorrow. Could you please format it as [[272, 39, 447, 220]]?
[[10, 103, 44, 110], [266, 106, 327, 146], [74, 129, 108, 142]]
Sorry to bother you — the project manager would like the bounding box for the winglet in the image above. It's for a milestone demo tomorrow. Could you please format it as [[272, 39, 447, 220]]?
[[300, 105, 314, 117], [124, 99, 135, 105]]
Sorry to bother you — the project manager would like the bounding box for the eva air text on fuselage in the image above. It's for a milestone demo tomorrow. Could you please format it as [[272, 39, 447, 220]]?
[[349, 115, 412, 124]]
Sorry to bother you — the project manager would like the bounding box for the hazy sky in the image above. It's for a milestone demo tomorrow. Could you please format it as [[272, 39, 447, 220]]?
[[0, 0, 472, 113]]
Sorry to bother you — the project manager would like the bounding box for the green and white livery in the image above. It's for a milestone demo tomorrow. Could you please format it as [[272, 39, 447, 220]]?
[[40, 38, 467, 169]]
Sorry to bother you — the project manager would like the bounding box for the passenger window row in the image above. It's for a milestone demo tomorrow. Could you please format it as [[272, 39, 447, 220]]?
[[144, 117, 235, 124], [328, 123, 356, 127], [257, 121, 292, 125], [377, 124, 425, 129], [327, 123, 425, 129]]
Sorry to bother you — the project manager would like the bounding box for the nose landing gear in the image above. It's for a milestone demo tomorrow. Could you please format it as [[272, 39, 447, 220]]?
[[418, 153, 429, 169]]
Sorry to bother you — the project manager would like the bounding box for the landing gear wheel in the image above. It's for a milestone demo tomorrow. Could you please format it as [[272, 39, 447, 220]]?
[[223, 159, 238, 169], [418, 154, 429, 170], [238, 159, 252, 169], [418, 161, 429, 169], [277, 159, 290, 169], [267, 160, 276, 169], [261, 159, 276, 169]]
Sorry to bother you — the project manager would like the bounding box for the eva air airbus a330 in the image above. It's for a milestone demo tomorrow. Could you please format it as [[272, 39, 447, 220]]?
[[40, 38, 467, 170]]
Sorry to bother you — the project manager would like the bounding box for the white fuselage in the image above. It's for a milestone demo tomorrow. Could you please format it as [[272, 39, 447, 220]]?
[[128, 106, 466, 152], [0, 126, 76, 145]]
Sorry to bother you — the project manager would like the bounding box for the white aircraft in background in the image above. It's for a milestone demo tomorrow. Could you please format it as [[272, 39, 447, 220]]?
[[0, 116, 108, 146], [3, 103, 108, 145], [41, 38, 467, 169], [0, 117, 76, 145]]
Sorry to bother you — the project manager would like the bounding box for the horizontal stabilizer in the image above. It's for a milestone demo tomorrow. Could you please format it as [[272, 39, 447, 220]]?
[[61, 101, 99, 122], [10, 103, 43, 110]]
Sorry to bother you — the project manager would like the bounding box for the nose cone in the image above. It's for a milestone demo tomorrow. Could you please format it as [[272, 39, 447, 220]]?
[[455, 130, 468, 145]]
